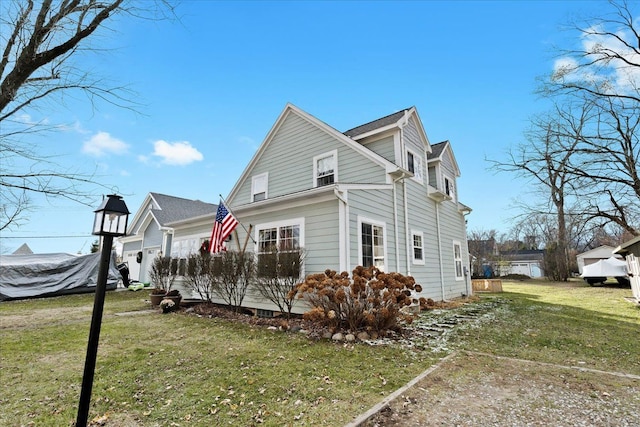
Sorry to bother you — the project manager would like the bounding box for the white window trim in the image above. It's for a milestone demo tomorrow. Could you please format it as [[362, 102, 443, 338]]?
[[453, 240, 463, 281], [406, 149, 424, 183], [251, 172, 269, 202], [357, 216, 387, 271], [443, 173, 456, 201], [313, 149, 338, 188], [254, 217, 306, 252], [411, 230, 425, 265]]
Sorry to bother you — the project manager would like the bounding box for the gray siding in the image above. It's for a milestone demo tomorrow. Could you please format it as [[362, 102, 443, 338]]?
[[122, 240, 141, 252], [142, 223, 162, 248], [235, 199, 341, 274], [346, 188, 397, 272], [362, 135, 396, 163], [231, 112, 387, 206]]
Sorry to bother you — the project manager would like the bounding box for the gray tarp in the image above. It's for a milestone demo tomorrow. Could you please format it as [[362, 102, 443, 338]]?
[[0, 252, 120, 301]]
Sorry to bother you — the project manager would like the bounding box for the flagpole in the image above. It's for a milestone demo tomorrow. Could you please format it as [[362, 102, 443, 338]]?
[[219, 194, 256, 244]]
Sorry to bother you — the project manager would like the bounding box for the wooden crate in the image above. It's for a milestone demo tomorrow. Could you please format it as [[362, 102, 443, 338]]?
[[471, 279, 503, 292]]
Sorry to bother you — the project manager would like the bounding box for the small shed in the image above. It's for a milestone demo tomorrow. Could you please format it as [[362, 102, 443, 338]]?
[[576, 245, 621, 274], [613, 235, 640, 303]]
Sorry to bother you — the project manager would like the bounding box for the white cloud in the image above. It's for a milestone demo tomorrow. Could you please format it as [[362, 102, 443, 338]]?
[[82, 132, 129, 157], [151, 140, 203, 166], [554, 24, 640, 92]]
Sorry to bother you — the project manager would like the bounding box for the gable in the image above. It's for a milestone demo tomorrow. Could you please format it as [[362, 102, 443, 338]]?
[[227, 104, 398, 207]]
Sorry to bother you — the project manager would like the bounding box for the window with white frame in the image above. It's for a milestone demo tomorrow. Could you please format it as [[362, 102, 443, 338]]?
[[412, 231, 424, 264], [256, 219, 304, 277], [444, 174, 456, 200], [313, 150, 337, 187], [251, 172, 268, 202], [359, 217, 386, 271], [453, 241, 463, 280], [407, 150, 423, 182]]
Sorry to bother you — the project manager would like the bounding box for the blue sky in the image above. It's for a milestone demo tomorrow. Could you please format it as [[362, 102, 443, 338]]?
[[1, 0, 612, 255]]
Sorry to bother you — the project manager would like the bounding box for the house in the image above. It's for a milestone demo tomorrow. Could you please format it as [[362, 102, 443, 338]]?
[[122, 104, 472, 314], [613, 235, 640, 303], [119, 193, 217, 284], [467, 238, 499, 277], [12, 243, 33, 255], [222, 103, 471, 313], [576, 245, 622, 275], [499, 249, 545, 278]]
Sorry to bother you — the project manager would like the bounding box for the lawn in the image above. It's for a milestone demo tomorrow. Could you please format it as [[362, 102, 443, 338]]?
[[453, 279, 640, 375], [1, 280, 638, 426], [0, 291, 441, 426]]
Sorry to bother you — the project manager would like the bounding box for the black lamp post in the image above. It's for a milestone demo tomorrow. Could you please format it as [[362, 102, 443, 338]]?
[[76, 194, 129, 427]]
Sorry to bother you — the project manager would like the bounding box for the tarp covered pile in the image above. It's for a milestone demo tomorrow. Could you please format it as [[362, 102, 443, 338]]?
[[0, 252, 120, 301]]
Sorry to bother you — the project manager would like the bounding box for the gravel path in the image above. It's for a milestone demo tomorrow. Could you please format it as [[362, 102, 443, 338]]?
[[357, 351, 640, 427]]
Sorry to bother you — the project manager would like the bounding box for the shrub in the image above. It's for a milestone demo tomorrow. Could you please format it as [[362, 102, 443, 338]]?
[[253, 248, 305, 319], [210, 251, 256, 312], [292, 266, 418, 335], [184, 253, 214, 301], [149, 256, 176, 293]]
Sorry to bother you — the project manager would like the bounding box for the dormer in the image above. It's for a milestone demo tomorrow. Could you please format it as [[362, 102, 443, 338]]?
[[427, 140, 460, 202], [343, 107, 432, 184]]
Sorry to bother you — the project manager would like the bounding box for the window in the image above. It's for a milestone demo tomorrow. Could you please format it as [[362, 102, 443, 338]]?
[[412, 231, 424, 264], [359, 217, 386, 271], [256, 219, 304, 277], [313, 150, 337, 187], [453, 241, 463, 280], [407, 150, 423, 182], [251, 173, 268, 202], [444, 175, 456, 200]]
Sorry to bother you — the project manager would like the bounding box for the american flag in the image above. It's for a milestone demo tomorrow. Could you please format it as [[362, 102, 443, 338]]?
[[209, 202, 239, 253]]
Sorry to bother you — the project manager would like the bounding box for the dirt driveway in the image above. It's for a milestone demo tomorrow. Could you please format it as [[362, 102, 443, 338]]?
[[356, 351, 640, 427]]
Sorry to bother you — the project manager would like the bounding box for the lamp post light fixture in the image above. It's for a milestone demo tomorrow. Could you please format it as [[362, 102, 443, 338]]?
[[76, 195, 129, 427]]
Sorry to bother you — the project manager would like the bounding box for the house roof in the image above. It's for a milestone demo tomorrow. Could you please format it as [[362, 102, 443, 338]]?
[[343, 108, 412, 138], [428, 141, 448, 160], [12, 243, 33, 255], [148, 192, 217, 226], [427, 140, 460, 177], [576, 245, 616, 259], [501, 249, 545, 261], [613, 235, 640, 256]]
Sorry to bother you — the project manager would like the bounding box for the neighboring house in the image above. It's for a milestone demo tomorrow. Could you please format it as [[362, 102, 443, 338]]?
[[499, 250, 545, 278], [121, 104, 473, 314], [613, 235, 640, 303], [12, 243, 33, 255], [467, 238, 499, 277], [576, 245, 621, 275], [119, 193, 217, 284]]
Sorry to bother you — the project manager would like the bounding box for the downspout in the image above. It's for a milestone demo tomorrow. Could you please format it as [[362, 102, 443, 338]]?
[[404, 180, 411, 276], [399, 122, 411, 276], [392, 176, 402, 272], [334, 187, 349, 272], [436, 202, 445, 301], [463, 210, 471, 296]]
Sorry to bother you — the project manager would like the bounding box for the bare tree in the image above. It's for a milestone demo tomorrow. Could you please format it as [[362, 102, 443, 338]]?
[[491, 102, 590, 280], [540, 0, 640, 235], [0, 0, 174, 230]]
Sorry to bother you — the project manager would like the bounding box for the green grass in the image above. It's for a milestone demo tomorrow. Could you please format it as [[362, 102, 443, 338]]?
[[0, 291, 437, 426], [1, 280, 638, 426], [453, 279, 640, 374]]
